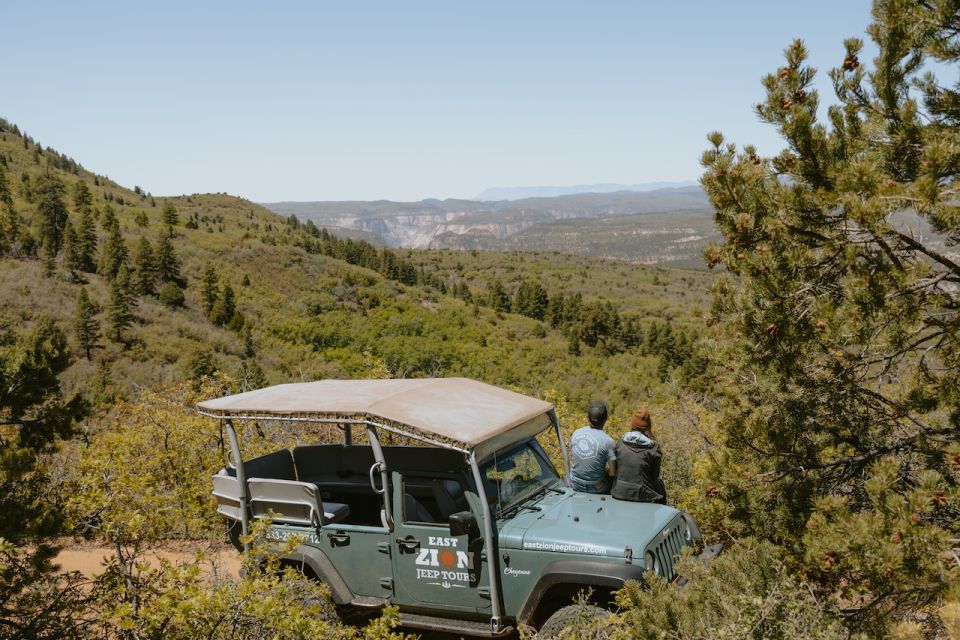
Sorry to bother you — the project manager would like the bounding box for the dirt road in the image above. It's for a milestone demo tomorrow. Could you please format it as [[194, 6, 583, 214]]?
[[53, 539, 242, 579]]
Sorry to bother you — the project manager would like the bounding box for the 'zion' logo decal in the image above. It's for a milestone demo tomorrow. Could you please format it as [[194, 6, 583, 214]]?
[[414, 536, 476, 588]]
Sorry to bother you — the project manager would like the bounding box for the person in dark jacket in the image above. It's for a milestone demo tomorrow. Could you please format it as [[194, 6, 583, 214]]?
[[611, 408, 666, 504]]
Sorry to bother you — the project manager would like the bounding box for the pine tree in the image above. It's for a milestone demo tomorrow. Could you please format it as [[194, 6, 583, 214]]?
[[62, 218, 84, 277], [0, 164, 18, 254], [73, 180, 93, 216], [513, 280, 548, 320], [0, 317, 85, 542], [210, 282, 236, 326], [98, 222, 127, 279], [200, 263, 219, 316], [133, 237, 157, 295], [35, 174, 68, 264], [155, 233, 181, 284], [161, 202, 178, 235], [108, 265, 136, 343], [77, 208, 97, 272], [74, 287, 100, 359], [488, 279, 511, 313], [566, 328, 581, 356], [242, 326, 256, 358], [100, 204, 117, 230], [699, 1, 960, 626]]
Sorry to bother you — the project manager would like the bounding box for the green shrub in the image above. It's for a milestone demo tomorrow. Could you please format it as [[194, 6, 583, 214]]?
[[588, 540, 856, 640], [158, 281, 185, 308]]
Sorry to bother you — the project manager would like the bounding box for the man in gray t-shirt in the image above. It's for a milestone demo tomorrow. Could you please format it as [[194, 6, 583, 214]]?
[[570, 401, 617, 494]]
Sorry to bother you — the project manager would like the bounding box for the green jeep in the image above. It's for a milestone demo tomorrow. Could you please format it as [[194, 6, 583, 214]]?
[[201, 378, 720, 637]]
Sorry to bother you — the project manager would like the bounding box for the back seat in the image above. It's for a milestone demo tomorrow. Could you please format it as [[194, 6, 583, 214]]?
[[243, 449, 296, 481]]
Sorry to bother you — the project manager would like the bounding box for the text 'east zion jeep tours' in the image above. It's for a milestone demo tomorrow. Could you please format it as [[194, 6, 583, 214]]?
[[200, 378, 721, 637]]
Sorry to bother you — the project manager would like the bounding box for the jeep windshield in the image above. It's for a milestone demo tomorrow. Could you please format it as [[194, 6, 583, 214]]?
[[481, 438, 561, 516]]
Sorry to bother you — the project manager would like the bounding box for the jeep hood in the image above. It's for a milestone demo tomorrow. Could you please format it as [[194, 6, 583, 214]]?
[[498, 488, 682, 558]]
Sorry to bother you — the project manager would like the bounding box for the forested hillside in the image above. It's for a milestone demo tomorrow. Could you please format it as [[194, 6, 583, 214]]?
[[3, 2, 959, 638], [0, 119, 710, 411]]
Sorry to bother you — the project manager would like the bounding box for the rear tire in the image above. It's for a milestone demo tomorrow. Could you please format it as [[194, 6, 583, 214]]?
[[537, 604, 611, 639]]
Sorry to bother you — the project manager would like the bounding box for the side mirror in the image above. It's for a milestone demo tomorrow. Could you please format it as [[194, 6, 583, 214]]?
[[449, 510, 479, 539]]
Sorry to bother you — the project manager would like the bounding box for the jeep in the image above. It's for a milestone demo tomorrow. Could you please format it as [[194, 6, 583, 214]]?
[[201, 378, 721, 637]]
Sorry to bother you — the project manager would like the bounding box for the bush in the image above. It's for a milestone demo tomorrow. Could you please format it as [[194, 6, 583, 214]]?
[[158, 281, 185, 308], [576, 539, 856, 640]]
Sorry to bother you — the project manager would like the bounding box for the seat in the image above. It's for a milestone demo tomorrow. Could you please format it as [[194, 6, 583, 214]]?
[[292, 445, 342, 483], [212, 471, 244, 521], [244, 450, 297, 481], [248, 477, 350, 526], [404, 493, 435, 523], [432, 479, 468, 519]]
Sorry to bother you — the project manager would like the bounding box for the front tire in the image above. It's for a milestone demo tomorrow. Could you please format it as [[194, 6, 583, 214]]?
[[537, 604, 612, 639]]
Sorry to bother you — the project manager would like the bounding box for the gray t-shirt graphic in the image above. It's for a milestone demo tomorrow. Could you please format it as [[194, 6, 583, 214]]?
[[570, 426, 616, 485]]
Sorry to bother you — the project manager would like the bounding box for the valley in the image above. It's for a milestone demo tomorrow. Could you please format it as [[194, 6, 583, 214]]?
[[263, 186, 716, 265]]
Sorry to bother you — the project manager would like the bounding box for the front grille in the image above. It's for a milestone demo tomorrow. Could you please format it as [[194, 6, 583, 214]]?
[[649, 520, 688, 581]]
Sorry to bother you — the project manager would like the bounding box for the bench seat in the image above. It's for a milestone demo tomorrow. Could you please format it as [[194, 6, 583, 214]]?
[[247, 477, 350, 526]]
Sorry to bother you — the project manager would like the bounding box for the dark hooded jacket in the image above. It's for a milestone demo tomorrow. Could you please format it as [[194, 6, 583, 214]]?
[[611, 430, 666, 504]]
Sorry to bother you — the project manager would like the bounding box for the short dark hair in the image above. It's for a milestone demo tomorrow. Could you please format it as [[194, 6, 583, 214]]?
[[587, 400, 608, 427]]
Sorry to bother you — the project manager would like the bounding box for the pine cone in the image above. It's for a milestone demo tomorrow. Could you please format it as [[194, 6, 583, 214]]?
[[779, 67, 790, 80], [842, 54, 859, 71]]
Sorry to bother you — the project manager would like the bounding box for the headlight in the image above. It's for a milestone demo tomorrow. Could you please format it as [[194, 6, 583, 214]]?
[[680, 512, 701, 541], [644, 551, 661, 575]]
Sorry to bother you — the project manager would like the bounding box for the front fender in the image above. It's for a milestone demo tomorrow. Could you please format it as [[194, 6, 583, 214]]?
[[515, 558, 647, 626]]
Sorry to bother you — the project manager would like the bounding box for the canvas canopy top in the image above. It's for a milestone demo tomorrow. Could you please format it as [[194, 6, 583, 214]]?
[[196, 378, 555, 457]]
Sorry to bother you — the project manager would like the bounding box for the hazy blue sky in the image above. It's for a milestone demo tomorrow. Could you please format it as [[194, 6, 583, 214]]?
[[2, 1, 875, 201]]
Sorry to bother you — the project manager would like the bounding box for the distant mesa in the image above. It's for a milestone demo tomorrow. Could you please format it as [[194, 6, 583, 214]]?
[[261, 184, 714, 267], [476, 181, 699, 201]]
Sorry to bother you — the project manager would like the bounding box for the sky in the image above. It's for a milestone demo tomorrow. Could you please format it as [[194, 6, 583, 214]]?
[[1, 1, 876, 202]]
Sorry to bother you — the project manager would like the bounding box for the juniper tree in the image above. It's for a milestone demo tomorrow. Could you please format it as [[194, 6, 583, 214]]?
[[74, 287, 100, 360], [699, 0, 960, 629]]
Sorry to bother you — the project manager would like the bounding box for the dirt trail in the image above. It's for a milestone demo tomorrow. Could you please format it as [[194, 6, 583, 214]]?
[[53, 540, 242, 579]]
